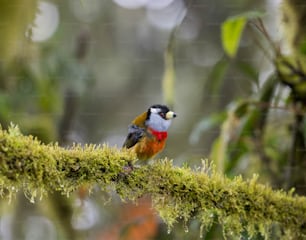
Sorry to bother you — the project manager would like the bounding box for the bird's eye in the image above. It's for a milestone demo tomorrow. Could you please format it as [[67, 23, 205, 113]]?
[[159, 112, 165, 118]]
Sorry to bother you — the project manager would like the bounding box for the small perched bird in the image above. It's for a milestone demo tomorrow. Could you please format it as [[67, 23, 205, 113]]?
[[123, 104, 176, 160]]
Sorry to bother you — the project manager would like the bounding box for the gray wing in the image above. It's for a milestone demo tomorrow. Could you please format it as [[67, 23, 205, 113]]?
[[122, 124, 145, 149]]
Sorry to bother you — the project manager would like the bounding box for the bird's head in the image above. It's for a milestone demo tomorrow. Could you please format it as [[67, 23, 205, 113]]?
[[145, 104, 176, 131]]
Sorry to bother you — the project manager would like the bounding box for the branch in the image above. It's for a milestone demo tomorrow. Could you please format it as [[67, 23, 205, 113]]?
[[0, 125, 306, 238], [0, 124, 135, 199]]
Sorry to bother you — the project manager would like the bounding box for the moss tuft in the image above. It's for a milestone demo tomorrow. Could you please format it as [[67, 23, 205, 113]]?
[[0, 125, 305, 238]]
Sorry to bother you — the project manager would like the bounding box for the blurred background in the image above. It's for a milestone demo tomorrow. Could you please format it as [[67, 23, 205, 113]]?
[[2, 0, 304, 239]]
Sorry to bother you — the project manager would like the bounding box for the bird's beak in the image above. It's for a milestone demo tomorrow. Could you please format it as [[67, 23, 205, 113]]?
[[166, 111, 177, 119]]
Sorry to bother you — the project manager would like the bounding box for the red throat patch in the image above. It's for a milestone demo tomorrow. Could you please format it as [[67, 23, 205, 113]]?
[[149, 128, 168, 141]]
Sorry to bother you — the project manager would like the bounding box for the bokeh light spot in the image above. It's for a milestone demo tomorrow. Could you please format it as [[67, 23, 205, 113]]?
[[30, 1, 59, 42], [113, 0, 148, 9]]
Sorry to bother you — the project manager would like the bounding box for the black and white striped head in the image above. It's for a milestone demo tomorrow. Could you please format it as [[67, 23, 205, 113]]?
[[145, 104, 176, 131]]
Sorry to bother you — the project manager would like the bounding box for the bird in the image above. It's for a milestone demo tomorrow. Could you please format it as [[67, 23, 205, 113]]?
[[123, 104, 177, 160]]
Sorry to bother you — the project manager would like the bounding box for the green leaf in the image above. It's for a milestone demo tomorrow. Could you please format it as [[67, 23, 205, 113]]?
[[205, 58, 229, 94], [162, 28, 176, 108], [225, 75, 277, 173], [235, 61, 259, 86], [221, 17, 246, 58], [221, 11, 265, 58], [210, 137, 226, 172], [189, 112, 226, 145]]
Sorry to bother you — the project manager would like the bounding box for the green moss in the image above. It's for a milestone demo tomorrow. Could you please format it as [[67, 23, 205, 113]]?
[[118, 161, 306, 238], [0, 125, 305, 238], [0, 124, 136, 199]]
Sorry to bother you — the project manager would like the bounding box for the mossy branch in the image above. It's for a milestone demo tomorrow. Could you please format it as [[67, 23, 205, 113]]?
[[0, 125, 306, 238]]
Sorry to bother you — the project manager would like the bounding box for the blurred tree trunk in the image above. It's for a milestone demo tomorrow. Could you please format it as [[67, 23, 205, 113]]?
[[279, 0, 306, 194]]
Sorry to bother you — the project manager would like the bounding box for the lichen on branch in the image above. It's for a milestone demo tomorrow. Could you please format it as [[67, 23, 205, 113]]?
[[0, 125, 305, 238]]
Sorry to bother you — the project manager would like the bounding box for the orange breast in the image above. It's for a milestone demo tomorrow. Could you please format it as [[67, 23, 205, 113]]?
[[133, 135, 166, 160]]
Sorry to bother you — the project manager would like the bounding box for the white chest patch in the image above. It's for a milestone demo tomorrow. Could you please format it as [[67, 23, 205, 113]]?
[[145, 112, 172, 131]]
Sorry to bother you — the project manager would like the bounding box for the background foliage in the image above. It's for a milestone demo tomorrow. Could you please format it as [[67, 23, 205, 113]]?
[[0, 0, 305, 239]]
